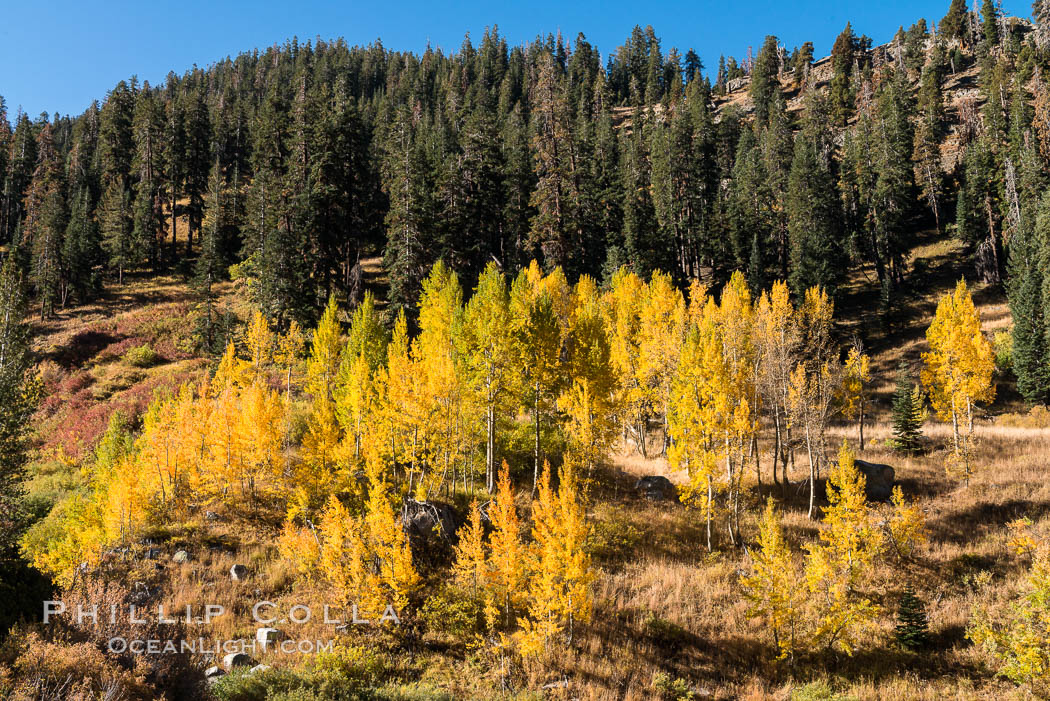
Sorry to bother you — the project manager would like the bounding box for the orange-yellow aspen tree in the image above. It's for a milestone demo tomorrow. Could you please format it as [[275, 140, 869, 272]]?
[[841, 346, 871, 449], [244, 309, 274, 376], [715, 272, 757, 541], [452, 499, 489, 604], [335, 292, 388, 465], [669, 291, 723, 551], [789, 287, 840, 519], [463, 263, 517, 494], [380, 309, 425, 486], [921, 279, 996, 476], [521, 459, 593, 655], [804, 443, 879, 654], [637, 270, 687, 457], [510, 267, 562, 492], [743, 498, 804, 662], [300, 296, 345, 508], [560, 276, 618, 477], [487, 461, 526, 629], [236, 380, 286, 502], [605, 267, 647, 456], [274, 319, 305, 400], [755, 282, 798, 486], [413, 262, 467, 497]]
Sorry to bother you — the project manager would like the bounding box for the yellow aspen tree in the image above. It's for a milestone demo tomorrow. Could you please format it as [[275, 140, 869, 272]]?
[[487, 461, 527, 629], [755, 281, 798, 487], [306, 295, 344, 401], [804, 443, 880, 654], [300, 297, 346, 506], [452, 499, 489, 603], [743, 498, 804, 662], [921, 279, 996, 474], [637, 271, 687, 457], [520, 460, 563, 656], [510, 267, 562, 492], [884, 486, 927, 560], [841, 346, 871, 449], [605, 267, 647, 456], [236, 381, 286, 502], [560, 276, 618, 477], [463, 263, 517, 493], [359, 449, 420, 619], [413, 262, 467, 497], [275, 319, 305, 400], [380, 309, 425, 484], [715, 272, 757, 541], [244, 309, 274, 374], [335, 292, 388, 465], [669, 293, 723, 550]]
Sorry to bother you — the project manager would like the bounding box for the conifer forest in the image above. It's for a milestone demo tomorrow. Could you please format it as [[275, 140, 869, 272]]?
[[7, 0, 1050, 698]]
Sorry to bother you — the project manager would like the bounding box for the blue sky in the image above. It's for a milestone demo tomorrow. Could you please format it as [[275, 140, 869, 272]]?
[[0, 0, 1027, 119]]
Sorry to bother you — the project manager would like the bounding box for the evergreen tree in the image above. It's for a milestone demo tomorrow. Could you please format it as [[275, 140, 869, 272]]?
[[21, 123, 68, 318], [787, 135, 843, 298], [99, 80, 137, 283], [941, 0, 970, 45], [895, 586, 930, 650], [830, 23, 858, 125], [891, 363, 924, 453], [749, 36, 782, 126]]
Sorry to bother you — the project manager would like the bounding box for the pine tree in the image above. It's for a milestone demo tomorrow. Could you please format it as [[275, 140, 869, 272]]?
[[749, 36, 782, 126], [895, 586, 930, 650], [1009, 188, 1050, 403], [787, 135, 843, 298], [99, 80, 137, 283], [0, 257, 39, 556], [21, 123, 68, 318], [891, 364, 925, 453]]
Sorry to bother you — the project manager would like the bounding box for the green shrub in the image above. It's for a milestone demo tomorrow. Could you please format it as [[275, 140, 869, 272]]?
[[123, 344, 159, 368]]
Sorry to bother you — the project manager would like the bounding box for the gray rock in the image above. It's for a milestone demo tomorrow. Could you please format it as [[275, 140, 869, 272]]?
[[854, 459, 896, 502], [230, 564, 248, 581], [204, 665, 224, 678], [222, 652, 255, 670], [172, 550, 189, 564], [400, 499, 462, 561], [204, 510, 221, 521], [541, 679, 570, 690], [634, 475, 679, 502], [249, 664, 271, 674]]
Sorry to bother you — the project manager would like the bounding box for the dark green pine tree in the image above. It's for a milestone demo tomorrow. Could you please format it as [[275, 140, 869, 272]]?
[[182, 84, 211, 255], [760, 95, 794, 280], [99, 80, 137, 284], [131, 85, 167, 271], [381, 105, 437, 318], [21, 123, 68, 318], [981, 0, 999, 49], [895, 586, 930, 650], [891, 363, 925, 453], [871, 67, 917, 290], [829, 23, 858, 126], [749, 35, 782, 127], [620, 109, 669, 279], [63, 102, 103, 303], [163, 75, 186, 264], [193, 155, 228, 354], [956, 136, 1005, 283], [500, 105, 535, 271], [941, 0, 971, 45], [0, 255, 40, 554], [0, 98, 9, 244], [728, 127, 774, 286], [1009, 204, 1050, 402], [1, 112, 38, 247], [787, 134, 843, 298]]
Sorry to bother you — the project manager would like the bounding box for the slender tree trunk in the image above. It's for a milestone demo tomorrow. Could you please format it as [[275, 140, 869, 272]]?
[[805, 422, 816, 520]]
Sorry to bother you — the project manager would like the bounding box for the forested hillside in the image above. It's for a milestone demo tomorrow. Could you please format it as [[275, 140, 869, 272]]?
[[5, 0, 1050, 699]]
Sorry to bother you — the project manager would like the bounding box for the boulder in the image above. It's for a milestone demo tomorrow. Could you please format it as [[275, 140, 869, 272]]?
[[256, 627, 282, 645], [222, 652, 255, 670], [249, 664, 271, 674], [230, 564, 248, 581], [172, 550, 189, 564], [204, 510, 221, 522], [634, 475, 679, 502], [400, 499, 462, 559], [204, 665, 224, 679], [854, 459, 896, 502]]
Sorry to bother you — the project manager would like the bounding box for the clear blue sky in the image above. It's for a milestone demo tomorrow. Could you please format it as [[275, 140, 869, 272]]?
[[0, 0, 1027, 119]]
